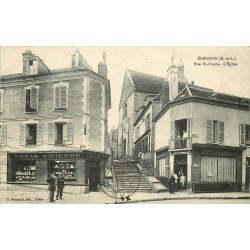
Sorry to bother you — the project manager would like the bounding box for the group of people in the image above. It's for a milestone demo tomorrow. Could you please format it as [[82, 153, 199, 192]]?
[[175, 130, 188, 149], [46, 173, 65, 203], [168, 171, 186, 194]]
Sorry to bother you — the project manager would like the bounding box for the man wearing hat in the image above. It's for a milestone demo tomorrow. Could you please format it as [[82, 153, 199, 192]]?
[[46, 173, 56, 203], [56, 173, 65, 200]]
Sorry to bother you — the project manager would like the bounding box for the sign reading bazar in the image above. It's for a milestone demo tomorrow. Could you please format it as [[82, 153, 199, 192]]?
[[10, 152, 107, 160]]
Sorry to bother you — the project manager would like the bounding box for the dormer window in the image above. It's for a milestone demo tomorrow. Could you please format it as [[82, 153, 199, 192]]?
[[27, 59, 38, 75]]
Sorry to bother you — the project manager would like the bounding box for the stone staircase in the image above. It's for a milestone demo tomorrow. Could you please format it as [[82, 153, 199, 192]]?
[[113, 159, 167, 193], [113, 159, 154, 192]]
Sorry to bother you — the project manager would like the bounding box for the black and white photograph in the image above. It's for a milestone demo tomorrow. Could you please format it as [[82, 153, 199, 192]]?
[[1, 1, 250, 250], [0, 46, 249, 204]]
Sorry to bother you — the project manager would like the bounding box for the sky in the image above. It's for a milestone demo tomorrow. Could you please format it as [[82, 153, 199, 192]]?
[[0, 46, 249, 130]]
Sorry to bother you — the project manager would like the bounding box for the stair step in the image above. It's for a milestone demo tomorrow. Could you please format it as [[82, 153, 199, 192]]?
[[113, 160, 155, 192]]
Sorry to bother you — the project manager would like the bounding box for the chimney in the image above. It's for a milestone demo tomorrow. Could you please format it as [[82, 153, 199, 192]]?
[[167, 55, 179, 100], [98, 52, 108, 78], [22, 50, 35, 74], [72, 49, 81, 67]]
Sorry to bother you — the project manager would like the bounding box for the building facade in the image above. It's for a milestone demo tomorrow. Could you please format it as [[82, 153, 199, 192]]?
[[133, 94, 161, 173], [107, 127, 118, 159], [154, 82, 250, 192], [132, 59, 188, 174], [117, 68, 164, 158], [0, 49, 111, 193]]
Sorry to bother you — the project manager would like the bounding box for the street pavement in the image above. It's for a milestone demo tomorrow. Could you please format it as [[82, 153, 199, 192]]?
[[0, 190, 250, 204]]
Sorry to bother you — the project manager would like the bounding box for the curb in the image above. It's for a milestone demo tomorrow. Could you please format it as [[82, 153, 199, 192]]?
[[114, 195, 250, 204]]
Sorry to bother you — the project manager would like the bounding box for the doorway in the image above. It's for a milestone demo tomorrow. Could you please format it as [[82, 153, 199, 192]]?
[[122, 138, 127, 157], [89, 161, 100, 192], [174, 154, 187, 190]]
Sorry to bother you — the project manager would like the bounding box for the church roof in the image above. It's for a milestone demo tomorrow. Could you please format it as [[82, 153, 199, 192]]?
[[128, 69, 164, 94]]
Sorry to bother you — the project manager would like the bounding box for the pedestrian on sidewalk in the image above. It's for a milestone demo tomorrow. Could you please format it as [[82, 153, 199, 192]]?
[[46, 173, 56, 203], [56, 173, 65, 200], [180, 173, 186, 190], [172, 171, 178, 191], [177, 171, 182, 190], [168, 173, 175, 194]]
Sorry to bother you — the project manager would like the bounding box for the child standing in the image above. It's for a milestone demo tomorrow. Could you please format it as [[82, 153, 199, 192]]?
[[180, 173, 186, 190]]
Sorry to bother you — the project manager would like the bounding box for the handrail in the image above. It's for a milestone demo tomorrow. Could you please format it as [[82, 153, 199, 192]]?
[[135, 163, 157, 192], [169, 137, 192, 150]]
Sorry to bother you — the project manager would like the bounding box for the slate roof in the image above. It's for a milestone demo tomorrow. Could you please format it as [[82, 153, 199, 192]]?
[[174, 84, 249, 106], [128, 69, 164, 94], [128, 69, 188, 94], [1, 67, 86, 80]]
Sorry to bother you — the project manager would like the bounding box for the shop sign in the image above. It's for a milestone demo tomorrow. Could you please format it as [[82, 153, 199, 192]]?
[[10, 152, 106, 160], [196, 147, 240, 156]]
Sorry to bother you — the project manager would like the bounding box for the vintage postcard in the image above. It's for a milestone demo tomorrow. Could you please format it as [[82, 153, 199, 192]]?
[[0, 46, 249, 204]]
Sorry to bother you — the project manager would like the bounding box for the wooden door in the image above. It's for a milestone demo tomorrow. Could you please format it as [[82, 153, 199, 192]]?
[[89, 161, 100, 192]]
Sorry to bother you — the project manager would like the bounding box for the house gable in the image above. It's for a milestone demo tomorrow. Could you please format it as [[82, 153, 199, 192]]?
[[119, 69, 135, 110]]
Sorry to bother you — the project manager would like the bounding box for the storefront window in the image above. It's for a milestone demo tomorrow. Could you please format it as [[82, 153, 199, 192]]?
[[158, 158, 167, 176], [49, 161, 77, 183], [15, 161, 36, 182]]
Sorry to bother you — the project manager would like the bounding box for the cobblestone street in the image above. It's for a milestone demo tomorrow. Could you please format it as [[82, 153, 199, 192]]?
[[1, 190, 250, 204]]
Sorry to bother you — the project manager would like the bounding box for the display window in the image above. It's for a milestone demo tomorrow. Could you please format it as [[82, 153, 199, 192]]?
[[49, 160, 77, 183], [14, 161, 36, 182]]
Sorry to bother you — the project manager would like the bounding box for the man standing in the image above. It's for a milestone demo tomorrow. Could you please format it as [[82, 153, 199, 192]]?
[[168, 173, 175, 194], [46, 173, 56, 203], [180, 173, 187, 190], [172, 171, 178, 192], [56, 173, 65, 200]]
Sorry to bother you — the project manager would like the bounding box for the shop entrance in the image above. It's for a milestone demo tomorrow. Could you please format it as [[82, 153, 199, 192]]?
[[174, 154, 187, 190], [89, 161, 100, 192]]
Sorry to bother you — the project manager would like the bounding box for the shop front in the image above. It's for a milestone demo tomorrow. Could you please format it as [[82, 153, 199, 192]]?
[[192, 144, 243, 193], [155, 148, 169, 187], [5, 150, 108, 193]]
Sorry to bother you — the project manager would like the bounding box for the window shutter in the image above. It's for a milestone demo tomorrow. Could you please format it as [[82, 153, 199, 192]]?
[[207, 120, 213, 143], [0, 125, 7, 146], [66, 122, 73, 144], [30, 87, 37, 109], [0, 93, 3, 113], [219, 121, 224, 144], [174, 122, 178, 138], [54, 87, 60, 109], [187, 118, 192, 137], [60, 86, 67, 109], [20, 124, 25, 145], [239, 124, 246, 145], [170, 121, 174, 139], [63, 124, 67, 143], [48, 123, 54, 145], [37, 123, 43, 145]]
